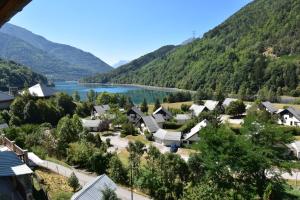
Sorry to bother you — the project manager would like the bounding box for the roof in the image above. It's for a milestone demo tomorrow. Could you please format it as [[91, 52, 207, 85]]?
[[81, 119, 101, 128], [0, 0, 31, 27], [204, 100, 220, 111], [26, 83, 56, 97], [189, 104, 207, 116], [184, 119, 208, 140], [153, 107, 172, 117], [0, 123, 8, 129], [71, 174, 117, 200], [142, 116, 160, 133], [0, 151, 32, 176], [154, 129, 181, 141], [175, 114, 191, 121], [0, 91, 14, 102], [153, 114, 165, 123], [261, 101, 277, 113], [284, 107, 300, 121], [222, 98, 238, 107], [129, 106, 145, 117], [94, 105, 110, 115]]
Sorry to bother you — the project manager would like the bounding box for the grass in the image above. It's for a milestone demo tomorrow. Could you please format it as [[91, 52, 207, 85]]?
[[46, 156, 71, 169], [148, 101, 193, 112], [35, 168, 73, 200], [285, 180, 300, 199], [126, 135, 150, 145], [294, 136, 300, 141], [117, 148, 147, 167]]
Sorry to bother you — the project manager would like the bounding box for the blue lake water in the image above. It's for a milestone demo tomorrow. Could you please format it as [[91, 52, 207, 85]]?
[[54, 81, 173, 104]]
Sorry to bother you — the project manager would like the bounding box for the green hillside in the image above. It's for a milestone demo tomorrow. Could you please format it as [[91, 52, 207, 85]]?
[[84, 0, 300, 97], [0, 59, 48, 91]]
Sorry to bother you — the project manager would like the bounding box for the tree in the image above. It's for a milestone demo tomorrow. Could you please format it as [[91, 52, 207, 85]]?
[[89, 151, 110, 175], [72, 91, 80, 102], [140, 98, 148, 113], [67, 142, 94, 167], [87, 89, 96, 103], [23, 100, 39, 123], [121, 123, 137, 137], [180, 104, 190, 112], [154, 99, 161, 111], [101, 187, 120, 200], [108, 155, 128, 185], [68, 172, 80, 192], [225, 100, 246, 116], [55, 92, 76, 115]]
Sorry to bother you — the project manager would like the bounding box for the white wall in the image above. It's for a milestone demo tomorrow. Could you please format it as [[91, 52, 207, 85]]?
[[278, 114, 300, 127]]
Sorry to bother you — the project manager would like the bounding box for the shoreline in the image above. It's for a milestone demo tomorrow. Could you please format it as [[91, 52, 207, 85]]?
[[79, 82, 196, 93]]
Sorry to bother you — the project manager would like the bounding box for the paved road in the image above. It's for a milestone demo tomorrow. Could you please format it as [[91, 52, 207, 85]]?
[[39, 160, 150, 200]]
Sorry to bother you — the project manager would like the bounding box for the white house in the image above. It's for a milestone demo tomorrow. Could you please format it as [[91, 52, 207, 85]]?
[[71, 174, 117, 200], [287, 141, 300, 159], [81, 119, 103, 131], [204, 100, 221, 111], [153, 129, 181, 146], [183, 119, 208, 144], [222, 98, 238, 108], [277, 107, 300, 127], [25, 83, 56, 98], [189, 104, 208, 117], [175, 114, 191, 124]]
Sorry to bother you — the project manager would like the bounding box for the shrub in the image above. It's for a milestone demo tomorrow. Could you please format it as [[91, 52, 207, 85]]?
[[68, 172, 80, 192]]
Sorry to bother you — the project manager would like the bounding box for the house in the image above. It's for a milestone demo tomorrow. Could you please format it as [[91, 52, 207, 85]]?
[[222, 98, 238, 108], [259, 101, 278, 114], [141, 116, 160, 133], [175, 114, 192, 124], [153, 106, 172, 121], [71, 174, 117, 200], [92, 105, 110, 117], [189, 104, 208, 117], [183, 119, 208, 144], [0, 123, 9, 130], [277, 107, 300, 127], [152, 114, 165, 128], [0, 91, 14, 109], [81, 119, 104, 131], [0, 151, 33, 200], [127, 106, 145, 124], [204, 100, 222, 111], [287, 141, 300, 159], [153, 129, 181, 146], [25, 83, 56, 98]]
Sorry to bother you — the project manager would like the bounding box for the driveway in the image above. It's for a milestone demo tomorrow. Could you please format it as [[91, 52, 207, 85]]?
[[39, 160, 150, 200]]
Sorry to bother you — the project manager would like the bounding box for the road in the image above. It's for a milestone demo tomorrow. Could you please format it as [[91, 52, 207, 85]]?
[[39, 160, 150, 200]]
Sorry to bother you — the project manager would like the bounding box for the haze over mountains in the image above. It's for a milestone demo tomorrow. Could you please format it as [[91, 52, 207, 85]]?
[[0, 23, 113, 80], [83, 0, 300, 97]]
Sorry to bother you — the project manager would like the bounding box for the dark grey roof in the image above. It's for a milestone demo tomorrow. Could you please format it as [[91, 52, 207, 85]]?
[[0, 123, 8, 129], [153, 107, 172, 118], [0, 151, 32, 176], [142, 116, 160, 133], [153, 114, 165, 123], [0, 91, 14, 102], [286, 107, 300, 121], [71, 174, 117, 200], [94, 105, 110, 115], [261, 101, 277, 113], [130, 106, 145, 117]]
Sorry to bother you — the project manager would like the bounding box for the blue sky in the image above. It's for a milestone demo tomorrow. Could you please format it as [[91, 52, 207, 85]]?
[[10, 0, 251, 65]]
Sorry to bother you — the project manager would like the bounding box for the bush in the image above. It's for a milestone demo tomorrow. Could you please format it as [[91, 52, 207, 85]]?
[[163, 121, 182, 129], [144, 130, 153, 141], [181, 104, 190, 112], [121, 123, 137, 137], [279, 126, 300, 136], [68, 172, 80, 192]]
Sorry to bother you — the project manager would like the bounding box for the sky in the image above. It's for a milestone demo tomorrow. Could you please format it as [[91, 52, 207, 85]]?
[[10, 0, 252, 66]]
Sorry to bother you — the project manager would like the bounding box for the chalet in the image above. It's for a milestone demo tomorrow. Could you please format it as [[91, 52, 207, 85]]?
[[141, 116, 160, 133], [92, 105, 110, 117], [153, 106, 172, 121], [222, 98, 238, 108], [81, 119, 104, 131], [152, 114, 165, 127], [153, 129, 181, 146], [277, 107, 300, 127], [204, 100, 222, 111], [189, 104, 208, 117], [0, 91, 14, 109], [183, 119, 208, 144], [71, 174, 117, 200], [175, 114, 192, 124], [288, 141, 300, 159], [259, 101, 278, 114], [127, 106, 145, 124], [25, 83, 56, 98]]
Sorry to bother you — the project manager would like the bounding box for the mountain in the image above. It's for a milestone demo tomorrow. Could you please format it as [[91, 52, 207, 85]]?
[[0, 59, 48, 91], [83, 0, 300, 97], [113, 60, 130, 68], [181, 37, 196, 45], [0, 23, 113, 80], [82, 45, 176, 83]]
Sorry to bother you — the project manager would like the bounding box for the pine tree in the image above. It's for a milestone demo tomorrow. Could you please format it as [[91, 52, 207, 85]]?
[[154, 99, 161, 111], [141, 98, 148, 113], [68, 172, 80, 192]]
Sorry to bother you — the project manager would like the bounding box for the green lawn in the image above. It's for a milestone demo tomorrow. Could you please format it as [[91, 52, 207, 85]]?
[[46, 156, 71, 169]]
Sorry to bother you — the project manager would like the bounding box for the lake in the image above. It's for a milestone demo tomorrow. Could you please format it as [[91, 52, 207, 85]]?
[[54, 81, 173, 104]]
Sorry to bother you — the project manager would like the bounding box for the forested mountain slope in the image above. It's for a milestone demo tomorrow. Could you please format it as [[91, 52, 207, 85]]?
[[0, 24, 112, 80], [84, 0, 300, 97], [0, 59, 48, 91]]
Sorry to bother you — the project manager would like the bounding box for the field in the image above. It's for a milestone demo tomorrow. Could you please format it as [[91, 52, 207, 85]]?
[[148, 101, 193, 112], [35, 168, 74, 200]]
